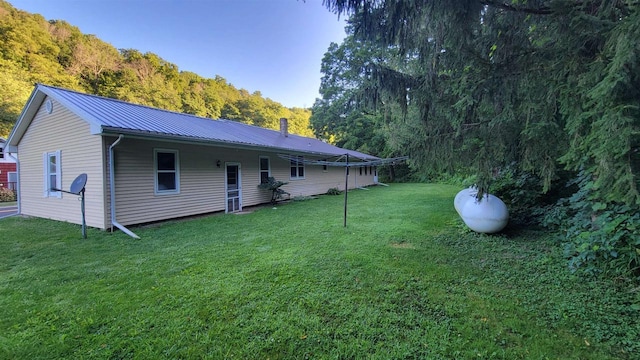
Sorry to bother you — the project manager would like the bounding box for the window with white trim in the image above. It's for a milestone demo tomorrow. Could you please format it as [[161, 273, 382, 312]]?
[[44, 150, 61, 198], [155, 149, 179, 194], [7, 172, 17, 191], [0, 146, 4, 159], [259, 156, 270, 183], [290, 155, 305, 180]]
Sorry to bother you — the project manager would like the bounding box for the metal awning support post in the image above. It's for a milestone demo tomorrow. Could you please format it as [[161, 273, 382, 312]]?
[[276, 154, 409, 227], [344, 153, 349, 227]]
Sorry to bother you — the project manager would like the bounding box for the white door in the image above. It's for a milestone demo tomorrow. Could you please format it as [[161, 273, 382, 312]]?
[[373, 166, 379, 184], [225, 163, 242, 213]]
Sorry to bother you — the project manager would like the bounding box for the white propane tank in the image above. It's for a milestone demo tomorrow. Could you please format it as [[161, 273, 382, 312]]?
[[460, 194, 509, 233], [454, 187, 478, 215]]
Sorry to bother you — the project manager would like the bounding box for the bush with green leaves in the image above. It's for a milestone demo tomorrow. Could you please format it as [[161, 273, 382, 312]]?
[[490, 167, 546, 225], [544, 172, 640, 280], [0, 187, 16, 202], [490, 166, 574, 226], [326, 187, 342, 195]]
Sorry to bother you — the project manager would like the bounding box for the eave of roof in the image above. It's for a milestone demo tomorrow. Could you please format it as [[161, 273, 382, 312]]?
[[100, 128, 373, 160]]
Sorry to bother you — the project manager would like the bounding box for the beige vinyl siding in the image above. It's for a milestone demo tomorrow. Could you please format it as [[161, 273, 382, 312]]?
[[16, 97, 107, 229], [109, 139, 275, 226], [270, 156, 377, 198], [353, 165, 377, 189], [109, 138, 377, 226]]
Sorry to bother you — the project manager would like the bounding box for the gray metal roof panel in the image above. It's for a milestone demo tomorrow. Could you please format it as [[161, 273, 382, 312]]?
[[39, 85, 379, 160]]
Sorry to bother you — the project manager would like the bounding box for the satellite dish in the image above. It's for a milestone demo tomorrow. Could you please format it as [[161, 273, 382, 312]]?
[[70, 173, 88, 195]]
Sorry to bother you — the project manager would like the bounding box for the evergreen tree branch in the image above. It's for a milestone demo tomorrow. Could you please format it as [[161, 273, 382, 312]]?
[[479, 0, 553, 15]]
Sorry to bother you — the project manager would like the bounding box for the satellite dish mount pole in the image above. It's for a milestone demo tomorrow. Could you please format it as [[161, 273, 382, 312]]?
[[53, 173, 88, 239], [80, 187, 86, 239]]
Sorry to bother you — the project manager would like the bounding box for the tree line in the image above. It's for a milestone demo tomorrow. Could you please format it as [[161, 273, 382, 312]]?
[[0, 0, 313, 138], [313, 0, 639, 279]]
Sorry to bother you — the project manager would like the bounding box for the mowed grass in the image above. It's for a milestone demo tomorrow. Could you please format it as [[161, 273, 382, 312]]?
[[1, 184, 638, 359]]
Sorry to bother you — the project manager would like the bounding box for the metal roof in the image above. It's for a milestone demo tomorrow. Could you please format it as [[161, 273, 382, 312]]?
[[8, 84, 379, 160]]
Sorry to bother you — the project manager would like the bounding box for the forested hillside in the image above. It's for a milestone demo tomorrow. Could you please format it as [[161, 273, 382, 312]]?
[[0, 0, 313, 137]]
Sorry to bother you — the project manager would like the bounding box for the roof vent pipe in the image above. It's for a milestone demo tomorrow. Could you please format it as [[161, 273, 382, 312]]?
[[280, 118, 288, 137]]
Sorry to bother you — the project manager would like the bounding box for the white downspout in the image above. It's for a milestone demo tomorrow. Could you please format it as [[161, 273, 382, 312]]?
[[109, 135, 140, 239], [7, 153, 20, 215]]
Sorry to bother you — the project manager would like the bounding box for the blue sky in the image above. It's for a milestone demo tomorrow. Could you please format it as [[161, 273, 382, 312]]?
[[9, 0, 347, 108]]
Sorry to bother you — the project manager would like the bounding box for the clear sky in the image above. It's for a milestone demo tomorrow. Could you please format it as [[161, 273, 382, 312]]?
[[8, 0, 347, 108]]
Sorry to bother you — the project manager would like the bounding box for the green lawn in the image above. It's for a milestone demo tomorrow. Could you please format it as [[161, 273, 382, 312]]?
[[1, 184, 637, 359]]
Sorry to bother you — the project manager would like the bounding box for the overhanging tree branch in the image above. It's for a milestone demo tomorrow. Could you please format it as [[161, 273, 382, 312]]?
[[479, 0, 552, 15]]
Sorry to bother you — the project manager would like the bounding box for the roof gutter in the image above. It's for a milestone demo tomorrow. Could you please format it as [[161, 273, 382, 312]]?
[[109, 134, 140, 239]]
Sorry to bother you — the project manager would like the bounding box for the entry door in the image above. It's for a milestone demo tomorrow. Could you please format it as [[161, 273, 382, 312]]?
[[225, 163, 242, 213]]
